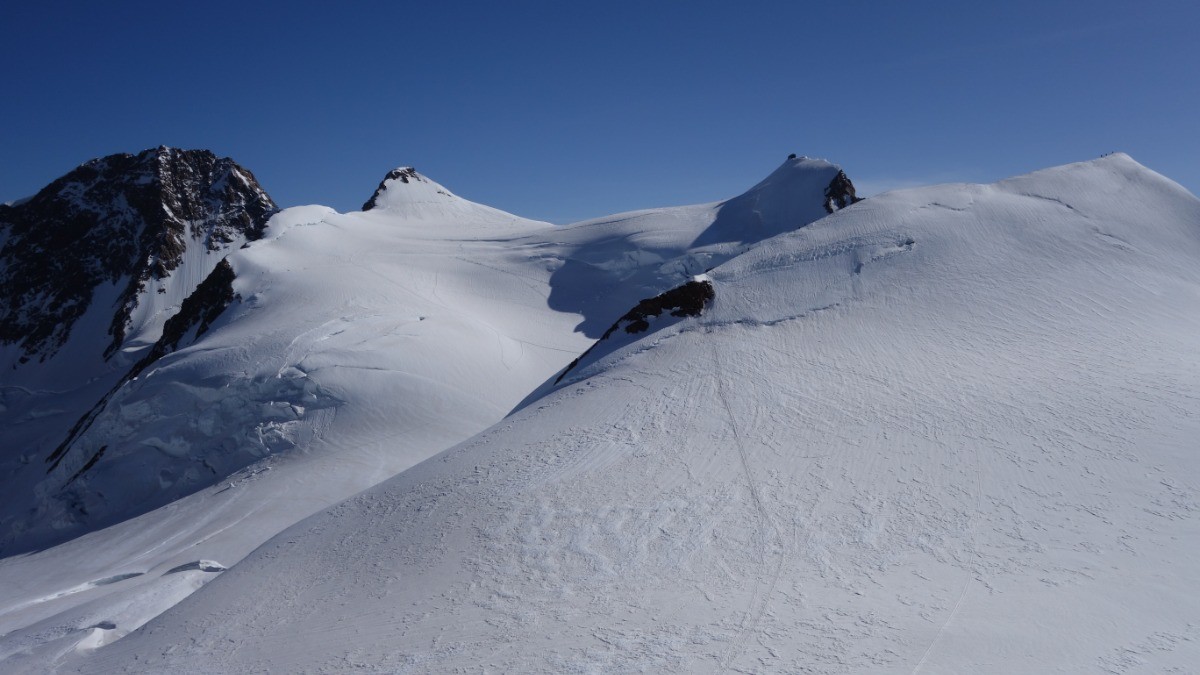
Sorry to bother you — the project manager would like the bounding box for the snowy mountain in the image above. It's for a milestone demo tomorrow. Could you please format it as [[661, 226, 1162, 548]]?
[[4, 152, 1199, 673], [0, 148, 275, 553], [0, 153, 851, 558], [0, 146, 275, 373], [0, 153, 852, 669]]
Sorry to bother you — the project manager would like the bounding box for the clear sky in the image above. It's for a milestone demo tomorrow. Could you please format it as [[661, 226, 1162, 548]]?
[[2, 1, 1197, 223]]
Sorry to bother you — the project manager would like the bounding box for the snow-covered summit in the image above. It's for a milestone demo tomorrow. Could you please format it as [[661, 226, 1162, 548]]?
[[361, 166, 437, 210], [360, 165, 530, 224], [535, 155, 860, 339], [691, 155, 859, 247]]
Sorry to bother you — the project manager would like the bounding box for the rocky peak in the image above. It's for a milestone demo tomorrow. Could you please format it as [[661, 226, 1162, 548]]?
[[0, 147, 277, 365], [823, 169, 861, 214]]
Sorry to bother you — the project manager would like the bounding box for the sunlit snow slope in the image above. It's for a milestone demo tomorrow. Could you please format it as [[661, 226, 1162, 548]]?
[[0, 157, 850, 669], [91, 154, 1200, 673]]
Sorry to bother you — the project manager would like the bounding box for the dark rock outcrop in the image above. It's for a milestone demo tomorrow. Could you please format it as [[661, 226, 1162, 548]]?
[[136, 257, 237, 366], [0, 147, 276, 364], [556, 279, 715, 384], [602, 279, 715, 338], [823, 170, 861, 214]]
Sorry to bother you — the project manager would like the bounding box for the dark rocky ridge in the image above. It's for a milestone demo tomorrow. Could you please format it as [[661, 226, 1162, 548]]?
[[137, 257, 238, 366], [0, 147, 276, 364], [602, 279, 716, 338], [823, 170, 861, 214], [556, 279, 715, 384]]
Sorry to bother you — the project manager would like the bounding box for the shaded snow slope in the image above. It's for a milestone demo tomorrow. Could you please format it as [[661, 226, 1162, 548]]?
[[89, 154, 1200, 673]]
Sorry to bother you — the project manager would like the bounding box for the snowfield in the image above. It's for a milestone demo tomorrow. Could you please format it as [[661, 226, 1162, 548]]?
[[4, 154, 1200, 673]]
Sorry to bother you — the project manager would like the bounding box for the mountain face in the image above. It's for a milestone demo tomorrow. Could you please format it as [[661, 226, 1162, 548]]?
[[0, 147, 276, 371], [0, 155, 850, 560], [83, 154, 1200, 674], [0, 154, 858, 665], [8, 152, 1197, 673], [0, 148, 278, 561]]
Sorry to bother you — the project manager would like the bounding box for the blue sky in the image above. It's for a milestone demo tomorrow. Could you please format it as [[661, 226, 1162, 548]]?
[[2, 1, 1197, 223]]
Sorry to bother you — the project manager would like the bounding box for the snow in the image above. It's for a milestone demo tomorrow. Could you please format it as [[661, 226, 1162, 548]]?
[[2, 158, 844, 558], [4, 154, 1200, 673]]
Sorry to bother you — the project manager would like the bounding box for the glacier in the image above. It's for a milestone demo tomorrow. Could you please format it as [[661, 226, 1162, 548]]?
[[1, 152, 1198, 673]]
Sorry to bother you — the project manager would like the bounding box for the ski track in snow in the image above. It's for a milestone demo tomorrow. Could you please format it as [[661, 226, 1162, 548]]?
[[911, 579, 969, 675], [711, 342, 787, 674]]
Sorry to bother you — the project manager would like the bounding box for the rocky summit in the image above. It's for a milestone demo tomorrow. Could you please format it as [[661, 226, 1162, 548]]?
[[0, 147, 276, 366]]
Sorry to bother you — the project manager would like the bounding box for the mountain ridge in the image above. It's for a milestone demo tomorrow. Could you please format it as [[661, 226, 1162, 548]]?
[[0, 153, 854, 556], [4, 151, 1198, 673], [0, 146, 276, 372], [85, 152, 1200, 673]]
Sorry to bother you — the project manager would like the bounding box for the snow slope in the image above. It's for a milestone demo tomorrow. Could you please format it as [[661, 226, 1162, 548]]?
[[0, 173, 582, 549], [85, 154, 1200, 673], [1, 157, 845, 554], [0, 157, 849, 669], [537, 157, 849, 338]]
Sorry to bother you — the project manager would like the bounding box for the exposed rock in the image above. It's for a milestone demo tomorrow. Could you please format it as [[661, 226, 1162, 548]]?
[[67, 445, 107, 484], [141, 257, 237, 362], [604, 279, 715, 337], [556, 279, 714, 384], [0, 147, 276, 364], [823, 169, 861, 214]]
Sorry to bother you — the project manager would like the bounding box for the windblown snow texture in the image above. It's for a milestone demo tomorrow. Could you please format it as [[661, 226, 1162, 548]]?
[[0, 155, 846, 559], [77, 153, 1200, 674], [4, 153, 1200, 674]]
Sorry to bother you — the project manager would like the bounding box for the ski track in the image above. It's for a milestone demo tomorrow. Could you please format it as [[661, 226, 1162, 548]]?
[[911, 579, 970, 675], [711, 343, 787, 673]]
